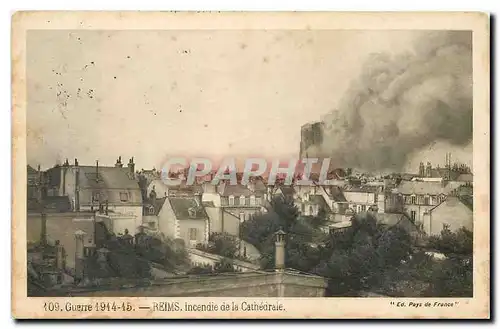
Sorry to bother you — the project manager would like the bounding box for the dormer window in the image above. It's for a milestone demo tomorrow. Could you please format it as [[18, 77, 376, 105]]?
[[250, 195, 256, 206], [229, 195, 234, 205], [240, 196, 246, 206], [149, 206, 155, 214]]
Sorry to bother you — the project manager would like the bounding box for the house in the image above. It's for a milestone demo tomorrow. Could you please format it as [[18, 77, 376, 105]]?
[[343, 184, 385, 214], [317, 185, 349, 217], [389, 180, 465, 228], [157, 195, 209, 247], [202, 180, 266, 221], [44, 157, 143, 235], [422, 196, 473, 236]]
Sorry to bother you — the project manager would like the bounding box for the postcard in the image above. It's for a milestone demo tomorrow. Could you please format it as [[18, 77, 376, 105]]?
[[12, 11, 490, 319]]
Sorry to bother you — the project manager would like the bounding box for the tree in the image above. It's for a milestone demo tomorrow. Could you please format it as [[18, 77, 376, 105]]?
[[425, 226, 473, 297], [315, 212, 413, 296]]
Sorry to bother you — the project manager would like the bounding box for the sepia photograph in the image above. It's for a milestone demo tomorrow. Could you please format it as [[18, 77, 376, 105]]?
[[12, 11, 490, 319]]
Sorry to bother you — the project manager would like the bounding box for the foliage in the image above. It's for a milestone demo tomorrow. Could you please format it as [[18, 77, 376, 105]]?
[[427, 226, 473, 257], [197, 233, 239, 258], [241, 197, 473, 297]]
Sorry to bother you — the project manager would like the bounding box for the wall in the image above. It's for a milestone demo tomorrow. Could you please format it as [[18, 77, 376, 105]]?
[[202, 191, 222, 207], [27, 212, 95, 269], [424, 197, 473, 236], [46, 271, 327, 297], [178, 219, 208, 247], [157, 200, 177, 240], [405, 204, 434, 228], [344, 191, 375, 205]]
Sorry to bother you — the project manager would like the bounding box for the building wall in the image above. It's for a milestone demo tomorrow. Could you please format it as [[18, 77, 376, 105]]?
[[405, 204, 434, 228], [424, 198, 473, 236], [157, 201, 177, 240], [201, 191, 222, 207], [49, 271, 327, 297], [344, 191, 376, 204], [178, 219, 208, 247], [27, 212, 95, 269]]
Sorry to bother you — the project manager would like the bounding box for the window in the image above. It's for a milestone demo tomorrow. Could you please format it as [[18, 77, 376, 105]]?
[[229, 195, 234, 205], [361, 205, 366, 212], [240, 196, 246, 206], [424, 195, 430, 206], [221, 197, 228, 206], [374, 193, 378, 203], [256, 197, 261, 205], [120, 192, 129, 202], [410, 211, 416, 223], [410, 195, 416, 205], [240, 212, 245, 222], [234, 196, 240, 206], [149, 206, 155, 214], [250, 195, 256, 206], [189, 228, 198, 241]]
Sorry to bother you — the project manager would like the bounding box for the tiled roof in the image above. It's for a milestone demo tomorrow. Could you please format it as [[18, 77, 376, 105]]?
[[46, 165, 142, 205], [169, 197, 208, 220], [220, 184, 256, 197], [393, 181, 457, 196]]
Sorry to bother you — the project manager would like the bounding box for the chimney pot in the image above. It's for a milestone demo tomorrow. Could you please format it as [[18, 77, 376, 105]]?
[[274, 229, 286, 271]]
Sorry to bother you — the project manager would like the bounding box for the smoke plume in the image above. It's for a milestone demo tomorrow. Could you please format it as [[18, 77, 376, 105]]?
[[307, 31, 472, 172]]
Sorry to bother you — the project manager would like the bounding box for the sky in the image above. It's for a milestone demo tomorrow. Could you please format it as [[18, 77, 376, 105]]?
[[26, 29, 469, 172]]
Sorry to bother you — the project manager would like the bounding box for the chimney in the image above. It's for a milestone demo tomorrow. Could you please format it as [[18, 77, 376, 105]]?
[[74, 166, 80, 212], [40, 213, 47, 245], [115, 156, 123, 168], [95, 160, 100, 182], [74, 158, 79, 166], [128, 157, 135, 175], [74, 230, 87, 283], [55, 240, 64, 270], [274, 229, 286, 271]]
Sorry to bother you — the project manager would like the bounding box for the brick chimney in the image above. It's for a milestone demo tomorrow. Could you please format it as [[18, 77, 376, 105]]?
[[274, 229, 286, 271]]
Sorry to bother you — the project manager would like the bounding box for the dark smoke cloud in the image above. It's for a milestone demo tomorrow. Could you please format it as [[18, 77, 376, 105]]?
[[308, 31, 472, 172]]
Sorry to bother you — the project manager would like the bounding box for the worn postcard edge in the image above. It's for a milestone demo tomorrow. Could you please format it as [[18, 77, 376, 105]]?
[[11, 11, 490, 319]]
